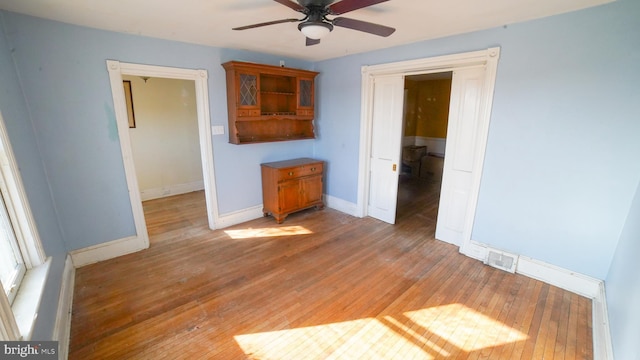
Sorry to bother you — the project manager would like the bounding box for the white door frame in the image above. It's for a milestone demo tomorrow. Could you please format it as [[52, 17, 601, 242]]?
[[106, 60, 218, 250], [356, 47, 500, 256]]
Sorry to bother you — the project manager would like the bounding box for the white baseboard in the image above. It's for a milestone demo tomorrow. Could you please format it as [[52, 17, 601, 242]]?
[[592, 282, 614, 360], [462, 241, 600, 297], [140, 180, 204, 201], [70, 235, 148, 267], [516, 255, 601, 298], [213, 195, 358, 229], [518, 257, 612, 359], [214, 204, 264, 229], [462, 240, 612, 359], [460, 240, 488, 261], [324, 195, 358, 217], [52, 255, 75, 360]]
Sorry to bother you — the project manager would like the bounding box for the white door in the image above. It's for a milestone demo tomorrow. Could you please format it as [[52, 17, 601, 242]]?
[[435, 67, 485, 245], [367, 76, 405, 224]]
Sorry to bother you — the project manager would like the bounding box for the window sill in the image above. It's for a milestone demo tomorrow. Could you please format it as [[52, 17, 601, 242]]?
[[11, 257, 51, 340]]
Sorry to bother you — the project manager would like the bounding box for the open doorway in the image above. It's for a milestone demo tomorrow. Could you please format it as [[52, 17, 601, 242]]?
[[106, 61, 218, 253], [397, 73, 452, 225], [122, 76, 207, 242], [357, 47, 500, 254]]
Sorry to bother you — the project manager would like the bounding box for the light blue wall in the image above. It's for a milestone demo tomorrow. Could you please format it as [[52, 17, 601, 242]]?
[[1, 12, 314, 251], [0, 13, 67, 340], [314, 0, 640, 279], [2, 0, 639, 344], [606, 180, 640, 359]]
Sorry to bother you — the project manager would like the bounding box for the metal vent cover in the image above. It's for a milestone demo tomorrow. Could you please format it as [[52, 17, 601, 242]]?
[[484, 249, 518, 273]]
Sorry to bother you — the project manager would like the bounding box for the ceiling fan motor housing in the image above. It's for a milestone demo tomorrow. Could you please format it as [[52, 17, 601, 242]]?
[[233, 0, 395, 45]]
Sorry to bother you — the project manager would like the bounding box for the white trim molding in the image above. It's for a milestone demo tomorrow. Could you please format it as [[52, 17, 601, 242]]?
[[0, 111, 50, 341], [463, 240, 613, 359], [214, 205, 264, 229], [0, 112, 46, 267], [106, 60, 219, 248], [70, 235, 146, 267], [357, 46, 501, 254], [53, 255, 75, 360], [139, 180, 205, 201], [592, 282, 614, 360], [212, 193, 354, 229], [324, 195, 358, 217], [519, 258, 613, 359], [11, 257, 51, 340], [517, 256, 601, 298], [0, 261, 51, 341], [463, 240, 601, 297]]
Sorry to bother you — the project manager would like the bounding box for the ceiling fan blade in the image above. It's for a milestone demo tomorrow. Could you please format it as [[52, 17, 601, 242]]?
[[332, 17, 395, 37], [233, 18, 300, 30], [273, 0, 306, 12], [306, 37, 321, 46], [328, 0, 389, 15]]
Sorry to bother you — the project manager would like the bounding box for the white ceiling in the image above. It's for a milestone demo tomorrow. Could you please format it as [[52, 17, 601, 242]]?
[[0, 0, 611, 61]]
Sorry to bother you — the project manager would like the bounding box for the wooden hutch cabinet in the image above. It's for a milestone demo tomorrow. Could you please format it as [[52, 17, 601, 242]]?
[[261, 158, 324, 223], [222, 61, 319, 144]]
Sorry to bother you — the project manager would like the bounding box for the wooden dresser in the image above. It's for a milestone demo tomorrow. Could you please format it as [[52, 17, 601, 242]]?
[[261, 158, 324, 223]]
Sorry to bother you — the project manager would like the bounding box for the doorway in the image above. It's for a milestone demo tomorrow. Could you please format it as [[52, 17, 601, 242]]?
[[397, 73, 452, 225], [106, 61, 218, 251], [123, 76, 203, 201], [356, 47, 500, 255]]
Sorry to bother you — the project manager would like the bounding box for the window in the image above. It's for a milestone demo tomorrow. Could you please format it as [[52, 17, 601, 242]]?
[[0, 111, 48, 341], [0, 194, 26, 305]]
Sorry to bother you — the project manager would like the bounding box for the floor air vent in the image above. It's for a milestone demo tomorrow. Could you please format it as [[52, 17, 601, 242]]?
[[484, 249, 518, 273]]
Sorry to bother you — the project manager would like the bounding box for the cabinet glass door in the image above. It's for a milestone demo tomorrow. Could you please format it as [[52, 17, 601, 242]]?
[[299, 79, 313, 107], [239, 73, 258, 106]]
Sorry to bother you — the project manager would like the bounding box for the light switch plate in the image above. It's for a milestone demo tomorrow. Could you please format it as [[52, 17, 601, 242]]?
[[211, 125, 225, 135]]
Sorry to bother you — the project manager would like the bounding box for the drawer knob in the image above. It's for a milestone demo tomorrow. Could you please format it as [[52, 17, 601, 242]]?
[[310, 167, 316, 171], [288, 171, 294, 176]]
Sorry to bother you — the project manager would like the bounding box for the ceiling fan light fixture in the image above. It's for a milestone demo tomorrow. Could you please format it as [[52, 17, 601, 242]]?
[[298, 21, 333, 40]]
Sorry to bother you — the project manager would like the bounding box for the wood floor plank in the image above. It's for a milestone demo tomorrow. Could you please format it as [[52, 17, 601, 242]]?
[[69, 176, 594, 359]]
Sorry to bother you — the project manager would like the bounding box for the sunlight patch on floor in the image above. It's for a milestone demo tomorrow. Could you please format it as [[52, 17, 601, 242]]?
[[234, 303, 528, 359], [404, 303, 528, 352], [234, 317, 435, 360], [224, 225, 313, 239]]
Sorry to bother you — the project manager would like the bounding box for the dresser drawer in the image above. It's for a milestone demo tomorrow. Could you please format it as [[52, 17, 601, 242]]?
[[277, 162, 323, 182]]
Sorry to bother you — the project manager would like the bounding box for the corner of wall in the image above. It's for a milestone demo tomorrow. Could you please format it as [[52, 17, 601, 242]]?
[[52, 255, 75, 359], [462, 240, 613, 359]]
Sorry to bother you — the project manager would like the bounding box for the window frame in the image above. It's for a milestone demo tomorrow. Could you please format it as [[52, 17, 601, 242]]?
[[0, 195, 27, 304], [0, 111, 48, 341]]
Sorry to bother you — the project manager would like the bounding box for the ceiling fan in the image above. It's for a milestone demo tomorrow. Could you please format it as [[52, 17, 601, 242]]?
[[232, 0, 395, 46]]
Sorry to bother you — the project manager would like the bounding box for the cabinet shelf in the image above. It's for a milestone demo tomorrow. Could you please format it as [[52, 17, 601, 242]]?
[[239, 135, 315, 143], [222, 61, 319, 145]]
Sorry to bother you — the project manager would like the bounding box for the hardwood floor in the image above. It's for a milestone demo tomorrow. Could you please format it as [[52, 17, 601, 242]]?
[[69, 178, 593, 359]]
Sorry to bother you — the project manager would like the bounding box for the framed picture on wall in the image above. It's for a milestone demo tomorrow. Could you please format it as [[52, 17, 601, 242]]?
[[123, 80, 136, 128]]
